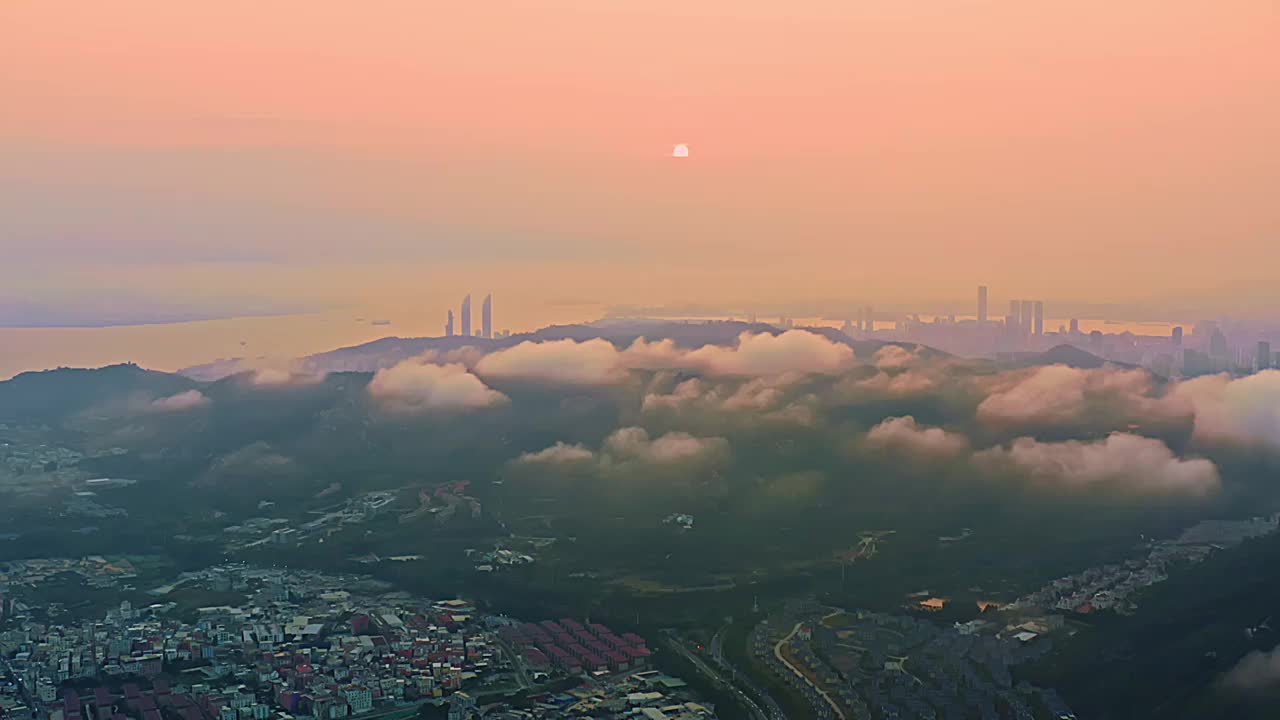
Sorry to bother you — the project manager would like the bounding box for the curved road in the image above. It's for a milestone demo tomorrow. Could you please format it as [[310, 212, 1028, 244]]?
[[773, 622, 846, 720]]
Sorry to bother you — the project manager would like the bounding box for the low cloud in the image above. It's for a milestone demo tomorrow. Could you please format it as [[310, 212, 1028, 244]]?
[[872, 345, 916, 371], [475, 338, 627, 385], [603, 427, 729, 464], [974, 432, 1219, 496], [250, 367, 328, 387], [473, 330, 854, 386], [1221, 644, 1280, 694], [515, 442, 595, 464], [976, 365, 1175, 428], [865, 416, 970, 456], [642, 377, 707, 412], [683, 331, 855, 377], [148, 390, 210, 412], [839, 369, 939, 399], [417, 346, 487, 368], [640, 375, 816, 427], [1173, 370, 1280, 450], [198, 441, 299, 488], [368, 360, 509, 412]]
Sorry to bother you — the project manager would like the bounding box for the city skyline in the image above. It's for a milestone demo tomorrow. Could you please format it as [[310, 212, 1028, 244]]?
[[4, 4, 1280, 718], [3, 2, 1279, 334]]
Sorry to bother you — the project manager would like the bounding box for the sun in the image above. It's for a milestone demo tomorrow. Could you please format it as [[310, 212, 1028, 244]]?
[[672, 143, 689, 158]]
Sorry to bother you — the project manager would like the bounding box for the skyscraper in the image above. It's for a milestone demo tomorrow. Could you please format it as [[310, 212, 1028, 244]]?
[[1069, 318, 1080, 335], [445, 309, 455, 337], [481, 294, 492, 339], [461, 294, 471, 337], [977, 286, 988, 323], [1257, 341, 1272, 371], [1210, 328, 1228, 358], [1008, 300, 1019, 333], [1171, 326, 1183, 346], [1033, 301, 1044, 336]]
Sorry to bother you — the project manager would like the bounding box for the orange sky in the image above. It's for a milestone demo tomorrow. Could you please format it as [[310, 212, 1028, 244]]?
[[2, 1, 1279, 335]]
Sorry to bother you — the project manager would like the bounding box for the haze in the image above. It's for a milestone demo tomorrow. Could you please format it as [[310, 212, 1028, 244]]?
[[2, 0, 1279, 373]]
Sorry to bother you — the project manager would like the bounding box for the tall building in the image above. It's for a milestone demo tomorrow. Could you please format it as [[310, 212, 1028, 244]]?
[[1171, 326, 1183, 346], [1069, 318, 1080, 335], [1008, 300, 1020, 334], [460, 294, 471, 337], [865, 306, 874, 332], [1022, 300, 1033, 337], [1033, 301, 1044, 336], [445, 310, 455, 337], [1210, 328, 1228, 358], [1258, 341, 1272, 371], [977, 286, 988, 323], [481, 294, 492, 339]]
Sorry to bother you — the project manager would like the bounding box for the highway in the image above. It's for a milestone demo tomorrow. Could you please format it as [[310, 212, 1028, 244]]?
[[708, 625, 787, 720], [662, 630, 776, 720]]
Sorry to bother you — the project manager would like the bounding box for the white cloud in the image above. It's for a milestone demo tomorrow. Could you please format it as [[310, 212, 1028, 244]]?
[[250, 367, 328, 387], [417, 346, 487, 368], [640, 375, 815, 426], [475, 338, 627, 385], [872, 345, 916, 370], [603, 427, 729, 463], [471, 330, 854, 386], [516, 427, 729, 476], [476, 330, 854, 386], [147, 389, 210, 412], [840, 369, 939, 399], [684, 330, 855, 377], [515, 442, 595, 464], [368, 360, 508, 411], [641, 378, 706, 412], [865, 416, 969, 456], [974, 432, 1219, 496], [1173, 370, 1280, 449], [1222, 644, 1280, 693], [976, 365, 1170, 427]]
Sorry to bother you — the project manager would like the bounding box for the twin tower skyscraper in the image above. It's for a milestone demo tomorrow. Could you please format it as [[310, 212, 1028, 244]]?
[[444, 294, 493, 339]]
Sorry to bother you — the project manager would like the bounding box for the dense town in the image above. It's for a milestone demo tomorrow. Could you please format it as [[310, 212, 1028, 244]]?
[[0, 562, 717, 720], [1009, 515, 1280, 615], [750, 600, 1073, 720]]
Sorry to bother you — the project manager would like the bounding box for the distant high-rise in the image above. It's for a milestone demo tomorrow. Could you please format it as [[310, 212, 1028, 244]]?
[[481, 294, 492, 339], [1210, 328, 1228, 358], [1021, 301, 1033, 337], [1171, 326, 1183, 346], [1033, 301, 1044, 336], [1069, 318, 1080, 335], [865, 306, 874, 332], [1258, 341, 1272, 371], [1009, 300, 1020, 334], [977, 286, 988, 323], [445, 309, 455, 337], [461, 294, 472, 337]]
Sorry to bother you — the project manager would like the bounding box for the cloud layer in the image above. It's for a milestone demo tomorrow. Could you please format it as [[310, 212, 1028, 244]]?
[[515, 427, 729, 476], [148, 389, 210, 412], [368, 360, 509, 411], [974, 432, 1220, 496], [473, 330, 855, 385], [865, 416, 970, 457], [1222, 644, 1280, 694], [975, 365, 1175, 428], [1174, 370, 1280, 450]]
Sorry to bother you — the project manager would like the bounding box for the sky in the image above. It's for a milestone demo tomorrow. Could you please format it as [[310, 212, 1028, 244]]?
[[2, 1, 1279, 341]]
